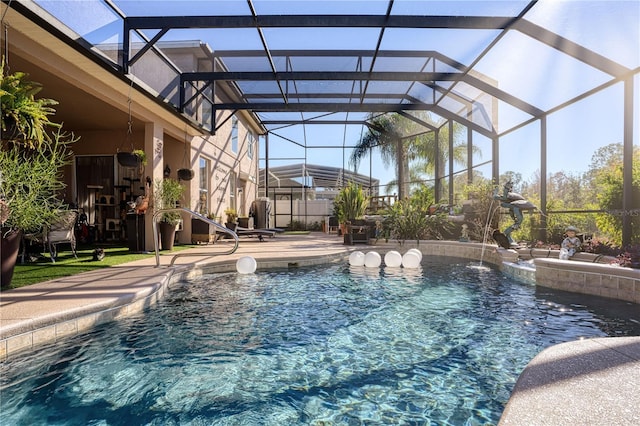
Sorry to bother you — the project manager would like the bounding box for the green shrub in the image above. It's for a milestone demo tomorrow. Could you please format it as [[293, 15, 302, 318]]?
[[385, 198, 453, 243]]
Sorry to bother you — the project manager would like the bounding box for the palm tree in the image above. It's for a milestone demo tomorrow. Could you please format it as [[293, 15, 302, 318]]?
[[382, 163, 433, 195], [350, 113, 415, 200], [350, 112, 473, 200]]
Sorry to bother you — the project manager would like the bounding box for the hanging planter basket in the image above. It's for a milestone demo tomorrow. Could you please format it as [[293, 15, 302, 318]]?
[[177, 168, 195, 181], [117, 149, 146, 169], [176, 128, 194, 181], [117, 152, 139, 168]]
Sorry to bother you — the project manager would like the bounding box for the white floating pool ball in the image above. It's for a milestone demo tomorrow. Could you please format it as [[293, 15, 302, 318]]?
[[402, 251, 421, 269], [384, 250, 402, 268], [406, 248, 423, 261], [348, 251, 366, 266], [364, 251, 382, 268], [236, 256, 257, 274]]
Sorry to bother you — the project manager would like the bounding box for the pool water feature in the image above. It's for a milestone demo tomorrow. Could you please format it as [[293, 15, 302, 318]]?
[[2, 257, 639, 425]]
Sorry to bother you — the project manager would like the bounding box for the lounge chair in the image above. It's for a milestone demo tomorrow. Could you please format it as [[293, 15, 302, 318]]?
[[236, 225, 279, 241], [219, 224, 281, 241]]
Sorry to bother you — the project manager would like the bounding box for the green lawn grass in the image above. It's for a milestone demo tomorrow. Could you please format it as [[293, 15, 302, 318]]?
[[7, 244, 194, 289]]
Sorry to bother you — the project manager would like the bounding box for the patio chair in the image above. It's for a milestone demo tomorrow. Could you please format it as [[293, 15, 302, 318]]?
[[328, 216, 339, 234], [46, 210, 79, 262]]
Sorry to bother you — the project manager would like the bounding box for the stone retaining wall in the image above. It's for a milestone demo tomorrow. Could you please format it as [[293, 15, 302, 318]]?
[[383, 241, 639, 304], [372, 240, 518, 267], [534, 258, 640, 304]]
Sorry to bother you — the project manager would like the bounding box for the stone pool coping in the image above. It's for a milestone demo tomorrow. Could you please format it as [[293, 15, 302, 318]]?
[[535, 257, 640, 304], [499, 336, 640, 425], [1, 234, 638, 425]]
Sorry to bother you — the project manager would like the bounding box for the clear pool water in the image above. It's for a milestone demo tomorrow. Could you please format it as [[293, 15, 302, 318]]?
[[2, 257, 639, 425]]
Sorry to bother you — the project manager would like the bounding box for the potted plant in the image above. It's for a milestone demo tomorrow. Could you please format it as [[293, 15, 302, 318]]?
[[154, 177, 184, 250], [0, 62, 59, 149], [117, 148, 146, 170], [177, 168, 194, 181], [177, 139, 195, 181], [1, 64, 77, 287], [1, 128, 77, 287], [334, 182, 369, 245], [224, 208, 237, 230]]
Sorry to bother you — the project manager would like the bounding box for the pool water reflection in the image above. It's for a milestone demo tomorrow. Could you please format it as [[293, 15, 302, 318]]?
[[1, 257, 639, 425]]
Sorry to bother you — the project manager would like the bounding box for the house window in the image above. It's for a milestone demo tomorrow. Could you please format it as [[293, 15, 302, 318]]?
[[198, 157, 210, 215], [231, 116, 238, 153], [229, 171, 237, 211], [248, 132, 255, 160]]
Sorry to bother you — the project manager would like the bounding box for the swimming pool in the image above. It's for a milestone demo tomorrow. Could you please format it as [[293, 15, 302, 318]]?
[[2, 257, 639, 425]]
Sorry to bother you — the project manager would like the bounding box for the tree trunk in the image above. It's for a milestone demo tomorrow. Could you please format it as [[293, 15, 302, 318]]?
[[396, 137, 406, 200]]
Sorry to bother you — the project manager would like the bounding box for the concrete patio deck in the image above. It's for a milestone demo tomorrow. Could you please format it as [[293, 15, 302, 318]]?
[[1, 233, 638, 424]]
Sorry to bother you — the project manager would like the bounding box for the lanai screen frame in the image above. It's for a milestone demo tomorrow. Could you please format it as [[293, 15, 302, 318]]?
[[13, 0, 640, 244]]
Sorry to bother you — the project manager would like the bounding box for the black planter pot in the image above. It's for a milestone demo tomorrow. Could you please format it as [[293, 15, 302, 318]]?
[[1, 121, 22, 141], [177, 168, 195, 181], [117, 152, 139, 168], [159, 222, 177, 251], [1, 229, 22, 288], [191, 217, 210, 234], [126, 214, 146, 252]]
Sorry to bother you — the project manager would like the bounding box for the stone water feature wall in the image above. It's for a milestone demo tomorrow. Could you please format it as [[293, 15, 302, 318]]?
[[381, 241, 640, 304]]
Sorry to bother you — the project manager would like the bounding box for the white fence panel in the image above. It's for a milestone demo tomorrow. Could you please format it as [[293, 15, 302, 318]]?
[[273, 199, 332, 228]]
